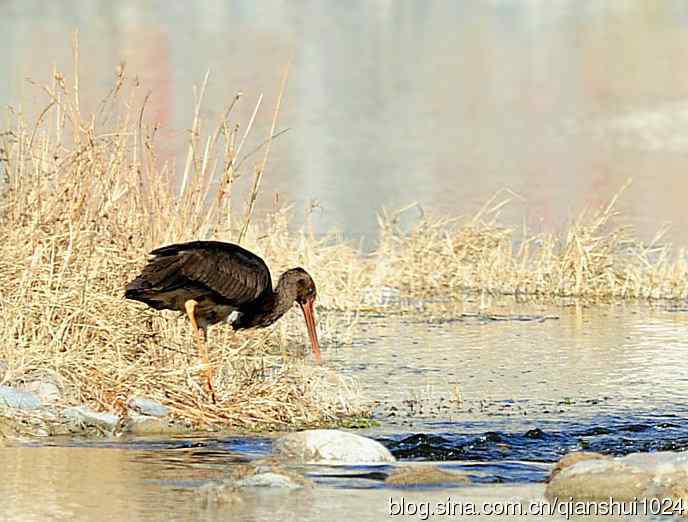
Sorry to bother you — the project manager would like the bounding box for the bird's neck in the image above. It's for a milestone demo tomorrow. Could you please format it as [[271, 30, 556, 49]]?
[[236, 272, 295, 329], [270, 274, 298, 318]]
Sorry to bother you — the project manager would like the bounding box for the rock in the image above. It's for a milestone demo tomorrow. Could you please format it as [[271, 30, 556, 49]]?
[[117, 415, 191, 436], [230, 461, 312, 489], [126, 396, 170, 418], [0, 385, 42, 410], [546, 450, 688, 508], [547, 451, 609, 482], [18, 380, 61, 403], [385, 465, 470, 486], [547, 458, 653, 502], [236, 472, 308, 489], [273, 429, 395, 465], [62, 406, 119, 431]]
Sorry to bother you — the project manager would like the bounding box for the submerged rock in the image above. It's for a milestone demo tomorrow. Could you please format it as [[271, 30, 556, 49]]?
[[0, 385, 42, 410], [199, 462, 310, 507], [236, 471, 308, 489], [231, 460, 312, 489], [126, 396, 170, 418], [273, 429, 395, 465], [62, 406, 119, 431], [546, 450, 688, 514], [385, 465, 470, 486]]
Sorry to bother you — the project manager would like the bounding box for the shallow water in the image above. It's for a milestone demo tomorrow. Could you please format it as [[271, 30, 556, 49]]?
[[3, 303, 688, 520], [4, 1, 688, 243]]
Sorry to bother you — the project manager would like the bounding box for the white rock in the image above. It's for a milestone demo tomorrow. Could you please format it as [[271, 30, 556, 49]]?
[[18, 381, 61, 403], [273, 429, 396, 465], [0, 385, 42, 410], [619, 450, 688, 474], [126, 396, 169, 418], [236, 472, 306, 489], [62, 406, 119, 431]]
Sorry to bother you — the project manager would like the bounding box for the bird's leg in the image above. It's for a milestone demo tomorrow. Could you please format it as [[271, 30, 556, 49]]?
[[185, 299, 216, 403]]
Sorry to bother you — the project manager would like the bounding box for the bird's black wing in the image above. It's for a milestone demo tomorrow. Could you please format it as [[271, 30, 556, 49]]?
[[128, 241, 272, 306]]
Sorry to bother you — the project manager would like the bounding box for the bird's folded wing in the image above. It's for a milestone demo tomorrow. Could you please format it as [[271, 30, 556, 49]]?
[[177, 249, 271, 305]]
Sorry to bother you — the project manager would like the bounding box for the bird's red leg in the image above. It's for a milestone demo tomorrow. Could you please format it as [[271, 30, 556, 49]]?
[[185, 299, 216, 403]]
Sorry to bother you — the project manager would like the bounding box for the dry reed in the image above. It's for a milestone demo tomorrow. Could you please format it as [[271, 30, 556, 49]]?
[[371, 184, 688, 301], [0, 59, 365, 431]]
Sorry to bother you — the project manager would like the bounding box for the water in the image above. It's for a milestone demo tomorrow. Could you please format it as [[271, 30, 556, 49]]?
[[3, 303, 688, 520], [4, 1, 688, 242]]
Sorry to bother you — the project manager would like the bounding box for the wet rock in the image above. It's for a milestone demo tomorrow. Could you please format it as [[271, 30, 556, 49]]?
[[117, 414, 191, 436], [385, 465, 470, 486], [0, 385, 42, 410], [62, 406, 119, 432], [236, 471, 308, 489], [547, 451, 609, 482], [547, 459, 652, 502], [126, 396, 169, 418], [273, 429, 395, 465], [231, 461, 312, 489], [18, 380, 61, 403], [546, 450, 688, 508]]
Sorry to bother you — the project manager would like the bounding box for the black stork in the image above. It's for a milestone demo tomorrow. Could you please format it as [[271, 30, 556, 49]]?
[[124, 241, 321, 399]]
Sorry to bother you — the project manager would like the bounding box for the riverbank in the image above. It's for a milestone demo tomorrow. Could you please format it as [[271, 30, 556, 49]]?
[[2, 65, 688, 432]]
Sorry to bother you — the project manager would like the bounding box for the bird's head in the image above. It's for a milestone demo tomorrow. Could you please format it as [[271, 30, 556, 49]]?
[[293, 269, 318, 305], [281, 268, 320, 363]]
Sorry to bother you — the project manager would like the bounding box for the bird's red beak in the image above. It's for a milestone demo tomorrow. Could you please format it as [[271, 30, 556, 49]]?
[[299, 297, 321, 364]]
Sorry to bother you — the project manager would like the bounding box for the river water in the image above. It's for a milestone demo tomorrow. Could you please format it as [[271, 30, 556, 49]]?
[[3, 303, 688, 520]]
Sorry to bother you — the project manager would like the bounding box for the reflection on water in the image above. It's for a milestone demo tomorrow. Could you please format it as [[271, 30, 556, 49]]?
[[4, 1, 688, 242]]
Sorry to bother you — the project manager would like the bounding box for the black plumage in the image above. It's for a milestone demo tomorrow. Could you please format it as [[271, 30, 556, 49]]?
[[125, 241, 272, 324], [125, 240, 321, 399]]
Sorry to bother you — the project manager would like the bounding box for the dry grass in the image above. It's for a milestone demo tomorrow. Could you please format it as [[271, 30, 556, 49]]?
[[1, 56, 688, 432], [371, 185, 688, 301], [0, 59, 366, 431]]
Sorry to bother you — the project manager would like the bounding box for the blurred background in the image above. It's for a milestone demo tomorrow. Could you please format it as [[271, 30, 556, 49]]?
[[3, 0, 688, 245]]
